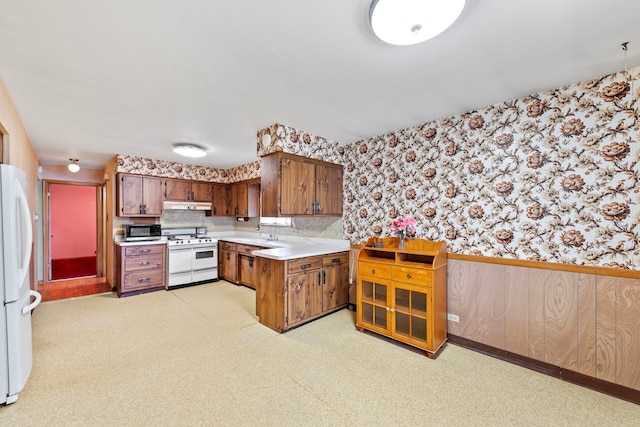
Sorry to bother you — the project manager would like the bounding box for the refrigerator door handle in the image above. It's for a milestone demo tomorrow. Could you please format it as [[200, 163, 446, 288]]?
[[16, 180, 33, 286], [22, 290, 41, 315]]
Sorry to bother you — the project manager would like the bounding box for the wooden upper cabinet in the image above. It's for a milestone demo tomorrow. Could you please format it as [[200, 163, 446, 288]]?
[[315, 163, 343, 216], [191, 182, 213, 202], [228, 179, 260, 217], [164, 179, 213, 202], [212, 183, 229, 216], [261, 152, 343, 217], [281, 157, 314, 215], [164, 179, 192, 201], [117, 174, 163, 217]]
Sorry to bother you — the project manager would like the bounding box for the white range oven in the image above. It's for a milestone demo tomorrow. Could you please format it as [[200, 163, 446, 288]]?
[[163, 227, 218, 289]]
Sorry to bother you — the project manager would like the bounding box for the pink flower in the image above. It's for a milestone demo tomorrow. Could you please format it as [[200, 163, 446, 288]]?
[[390, 216, 417, 238]]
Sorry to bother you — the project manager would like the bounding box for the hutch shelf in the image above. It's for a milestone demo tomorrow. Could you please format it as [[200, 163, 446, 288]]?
[[356, 237, 447, 358]]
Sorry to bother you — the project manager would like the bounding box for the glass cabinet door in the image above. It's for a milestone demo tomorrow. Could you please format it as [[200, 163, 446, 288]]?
[[358, 278, 390, 334], [392, 284, 431, 348]]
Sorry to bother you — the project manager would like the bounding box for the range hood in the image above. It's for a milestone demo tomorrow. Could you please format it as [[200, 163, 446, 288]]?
[[163, 201, 212, 211]]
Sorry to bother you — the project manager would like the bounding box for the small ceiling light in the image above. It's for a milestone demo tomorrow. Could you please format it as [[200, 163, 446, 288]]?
[[68, 158, 80, 173], [172, 143, 207, 158], [369, 0, 466, 46]]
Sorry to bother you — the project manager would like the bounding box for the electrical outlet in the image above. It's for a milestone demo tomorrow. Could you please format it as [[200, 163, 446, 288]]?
[[447, 313, 460, 323]]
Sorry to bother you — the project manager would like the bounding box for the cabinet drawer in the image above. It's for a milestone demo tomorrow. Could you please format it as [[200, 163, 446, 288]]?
[[323, 252, 348, 267], [125, 244, 164, 256], [288, 256, 322, 275], [220, 241, 237, 251], [358, 261, 391, 279], [124, 254, 164, 272], [122, 269, 165, 291], [392, 266, 432, 287], [237, 244, 262, 255]]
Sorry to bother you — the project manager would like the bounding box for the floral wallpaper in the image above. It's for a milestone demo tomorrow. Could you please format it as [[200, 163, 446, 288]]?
[[116, 154, 259, 183], [257, 123, 343, 165], [342, 67, 640, 269]]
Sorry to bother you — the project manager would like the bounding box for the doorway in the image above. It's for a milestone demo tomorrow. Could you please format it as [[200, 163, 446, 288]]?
[[44, 181, 103, 281]]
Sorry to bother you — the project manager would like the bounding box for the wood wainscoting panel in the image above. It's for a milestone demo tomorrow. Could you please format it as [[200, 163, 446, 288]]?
[[576, 273, 597, 377], [615, 277, 640, 390], [448, 259, 477, 340], [596, 275, 616, 383], [475, 262, 504, 349], [504, 265, 530, 356], [528, 268, 546, 361], [544, 270, 578, 371]]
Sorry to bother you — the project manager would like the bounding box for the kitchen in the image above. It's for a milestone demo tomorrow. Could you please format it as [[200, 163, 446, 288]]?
[[1, 0, 639, 421]]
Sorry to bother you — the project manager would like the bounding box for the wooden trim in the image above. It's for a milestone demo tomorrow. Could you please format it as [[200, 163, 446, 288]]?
[[448, 334, 640, 405], [447, 253, 639, 278]]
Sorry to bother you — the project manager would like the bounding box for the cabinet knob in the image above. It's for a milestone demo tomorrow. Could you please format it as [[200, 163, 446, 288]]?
[[371, 269, 375, 274], [137, 277, 150, 282], [406, 274, 412, 279], [301, 263, 311, 269], [139, 261, 150, 266], [140, 249, 151, 253], [331, 258, 341, 263]]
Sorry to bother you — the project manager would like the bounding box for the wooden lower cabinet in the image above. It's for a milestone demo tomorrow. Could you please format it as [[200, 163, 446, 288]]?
[[256, 251, 349, 332], [115, 244, 166, 297], [219, 241, 265, 289], [356, 237, 447, 358], [219, 242, 238, 283]]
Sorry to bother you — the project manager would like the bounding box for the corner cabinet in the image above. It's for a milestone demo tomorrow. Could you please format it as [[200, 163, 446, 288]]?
[[115, 243, 166, 297], [256, 252, 349, 332], [356, 237, 447, 358], [117, 173, 163, 217], [261, 152, 343, 217]]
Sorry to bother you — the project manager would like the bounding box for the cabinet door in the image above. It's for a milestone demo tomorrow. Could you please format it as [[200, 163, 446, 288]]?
[[287, 271, 322, 327], [212, 183, 228, 216], [219, 248, 237, 283], [357, 276, 391, 334], [238, 255, 257, 289], [164, 179, 192, 201], [315, 164, 343, 215], [322, 265, 349, 312], [235, 181, 248, 216], [119, 174, 144, 216], [191, 182, 213, 202], [142, 177, 163, 216], [392, 283, 431, 349], [280, 158, 314, 215]]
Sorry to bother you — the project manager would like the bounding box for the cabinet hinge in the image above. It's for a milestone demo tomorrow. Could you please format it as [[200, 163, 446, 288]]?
[[285, 315, 288, 325]]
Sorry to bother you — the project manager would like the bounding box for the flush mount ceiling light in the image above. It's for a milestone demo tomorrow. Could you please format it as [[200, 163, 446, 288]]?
[[172, 143, 207, 158], [369, 0, 466, 46], [67, 158, 80, 173]]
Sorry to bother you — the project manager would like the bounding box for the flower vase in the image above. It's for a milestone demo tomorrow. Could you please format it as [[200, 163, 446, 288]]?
[[399, 236, 406, 251]]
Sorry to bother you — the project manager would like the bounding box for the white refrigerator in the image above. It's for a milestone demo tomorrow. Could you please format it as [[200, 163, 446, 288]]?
[[0, 164, 41, 405]]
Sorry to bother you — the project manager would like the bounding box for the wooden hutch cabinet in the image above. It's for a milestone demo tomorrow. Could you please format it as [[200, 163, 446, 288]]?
[[356, 237, 447, 358], [115, 243, 166, 297], [256, 251, 349, 332], [117, 173, 163, 217], [261, 152, 343, 217]]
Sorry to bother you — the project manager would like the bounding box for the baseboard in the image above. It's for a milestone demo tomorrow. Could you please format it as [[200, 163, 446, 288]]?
[[447, 334, 640, 405]]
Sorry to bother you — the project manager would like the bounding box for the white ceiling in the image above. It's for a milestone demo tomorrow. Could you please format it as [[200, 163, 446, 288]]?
[[1, 0, 639, 170]]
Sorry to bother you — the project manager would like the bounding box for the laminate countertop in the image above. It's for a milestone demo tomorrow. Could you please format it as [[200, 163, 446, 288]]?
[[212, 233, 350, 261]]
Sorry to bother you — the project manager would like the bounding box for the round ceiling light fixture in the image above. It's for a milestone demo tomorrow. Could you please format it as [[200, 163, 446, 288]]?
[[369, 0, 466, 46], [68, 158, 80, 173], [172, 143, 207, 158]]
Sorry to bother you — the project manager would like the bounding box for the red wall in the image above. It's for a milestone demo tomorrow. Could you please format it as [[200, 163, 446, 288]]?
[[50, 184, 97, 259]]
